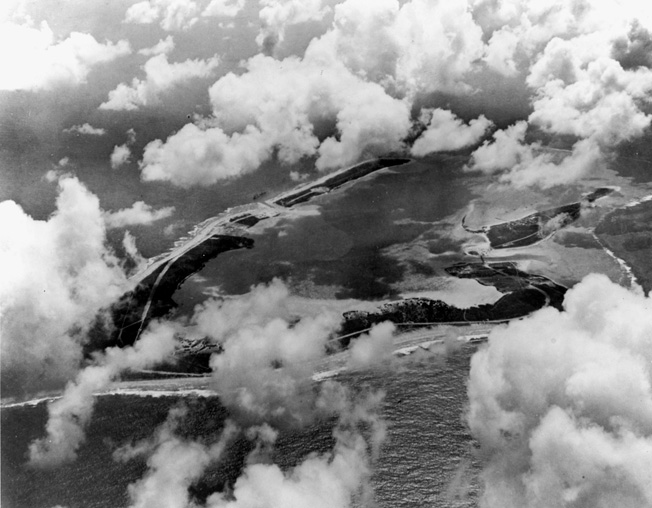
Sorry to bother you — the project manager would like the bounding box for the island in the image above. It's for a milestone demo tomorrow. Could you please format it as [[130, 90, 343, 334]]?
[[337, 261, 567, 342], [464, 187, 614, 249]]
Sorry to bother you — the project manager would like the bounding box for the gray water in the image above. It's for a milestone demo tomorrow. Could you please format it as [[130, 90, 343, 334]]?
[[1, 346, 482, 508]]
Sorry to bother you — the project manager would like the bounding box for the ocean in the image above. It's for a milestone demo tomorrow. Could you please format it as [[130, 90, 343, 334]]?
[[1, 345, 482, 508]]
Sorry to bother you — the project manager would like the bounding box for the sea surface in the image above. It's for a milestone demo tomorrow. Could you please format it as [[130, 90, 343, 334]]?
[[1, 345, 482, 508]]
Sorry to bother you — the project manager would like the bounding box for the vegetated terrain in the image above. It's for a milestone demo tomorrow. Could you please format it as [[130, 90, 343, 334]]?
[[481, 188, 614, 249], [273, 158, 411, 207], [594, 199, 652, 294], [88, 235, 254, 353], [338, 262, 567, 341]]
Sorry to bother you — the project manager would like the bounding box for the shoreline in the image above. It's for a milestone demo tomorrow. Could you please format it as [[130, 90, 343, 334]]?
[[1, 322, 492, 410]]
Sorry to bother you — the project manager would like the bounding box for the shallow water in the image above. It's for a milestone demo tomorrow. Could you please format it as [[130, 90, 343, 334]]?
[[174, 156, 478, 310]]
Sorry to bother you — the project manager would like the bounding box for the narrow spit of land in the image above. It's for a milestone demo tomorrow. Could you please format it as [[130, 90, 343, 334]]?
[[105, 158, 412, 349]]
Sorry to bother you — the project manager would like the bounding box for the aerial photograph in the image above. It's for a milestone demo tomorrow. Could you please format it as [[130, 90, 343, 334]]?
[[2, 0, 652, 506]]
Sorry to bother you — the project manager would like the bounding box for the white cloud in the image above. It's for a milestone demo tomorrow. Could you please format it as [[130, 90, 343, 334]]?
[[136, 0, 490, 188], [256, 0, 330, 51], [111, 144, 132, 169], [124, 0, 202, 31], [502, 138, 604, 189], [100, 53, 219, 110], [310, 0, 485, 97], [466, 121, 532, 174], [467, 123, 604, 189], [0, 176, 130, 397], [468, 273, 652, 507], [411, 109, 493, 156], [124, 413, 238, 508], [189, 280, 342, 426], [122, 231, 147, 272], [134, 0, 652, 189], [347, 321, 395, 370], [63, 123, 107, 136], [470, 1, 652, 186], [121, 387, 385, 508], [29, 321, 179, 466], [527, 36, 652, 146], [0, 21, 130, 91], [140, 52, 411, 186], [104, 201, 175, 228], [140, 123, 273, 187], [138, 35, 175, 56], [205, 421, 375, 508], [202, 0, 245, 18]]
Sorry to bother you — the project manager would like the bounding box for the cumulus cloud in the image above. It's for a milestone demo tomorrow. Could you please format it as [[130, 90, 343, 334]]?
[[467, 273, 652, 507], [110, 129, 138, 169], [317, 0, 484, 97], [184, 280, 343, 426], [129, 0, 652, 189], [527, 36, 652, 146], [256, 0, 330, 52], [140, 122, 274, 187], [29, 321, 179, 467], [347, 321, 395, 370], [119, 384, 386, 508], [63, 123, 107, 136], [467, 123, 604, 189], [469, 1, 652, 187], [124, 411, 238, 508], [202, 0, 245, 18], [140, 51, 411, 186], [466, 121, 532, 174], [502, 138, 603, 189], [124, 0, 202, 31], [103, 201, 175, 228], [0, 20, 130, 91], [111, 144, 132, 169], [122, 231, 148, 273], [612, 21, 652, 70], [100, 53, 219, 110], [206, 391, 385, 508], [0, 176, 130, 398], [104, 278, 388, 508], [411, 109, 493, 157], [138, 35, 175, 56]]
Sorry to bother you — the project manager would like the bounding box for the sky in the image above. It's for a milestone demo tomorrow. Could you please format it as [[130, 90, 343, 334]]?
[[2, 0, 652, 507]]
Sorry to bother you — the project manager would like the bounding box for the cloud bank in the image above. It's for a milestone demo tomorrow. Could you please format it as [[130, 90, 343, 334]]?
[[0, 176, 130, 397], [130, 0, 652, 189], [468, 274, 652, 507]]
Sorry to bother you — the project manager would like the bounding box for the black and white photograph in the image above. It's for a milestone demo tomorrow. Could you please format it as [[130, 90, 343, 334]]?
[[1, 0, 652, 507]]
